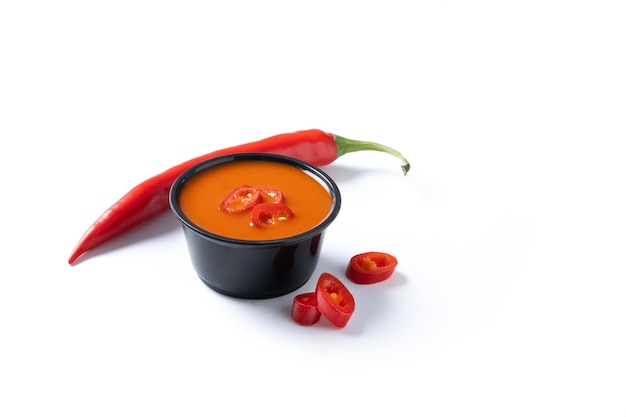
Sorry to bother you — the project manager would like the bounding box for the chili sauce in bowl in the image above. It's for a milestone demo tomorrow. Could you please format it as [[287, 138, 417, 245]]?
[[169, 153, 341, 299]]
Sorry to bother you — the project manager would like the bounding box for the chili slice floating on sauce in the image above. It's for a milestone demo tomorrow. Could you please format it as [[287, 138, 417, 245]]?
[[218, 185, 261, 214], [346, 251, 398, 284], [250, 203, 295, 228], [259, 187, 284, 204]]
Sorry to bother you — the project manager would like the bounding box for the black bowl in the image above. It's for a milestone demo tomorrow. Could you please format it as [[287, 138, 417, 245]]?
[[169, 153, 341, 299]]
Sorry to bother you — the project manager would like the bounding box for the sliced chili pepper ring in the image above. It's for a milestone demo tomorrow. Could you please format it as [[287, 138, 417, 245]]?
[[291, 292, 321, 326], [346, 251, 398, 284], [250, 203, 295, 228], [259, 187, 284, 204], [219, 185, 261, 214], [315, 272, 355, 328]]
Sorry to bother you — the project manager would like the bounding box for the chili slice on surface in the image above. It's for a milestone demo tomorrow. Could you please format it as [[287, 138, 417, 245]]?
[[346, 251, 398, 284], [218, 185, 261, 213], [291, 292, 321, 326], [315, 272, 355, 328], [250, 203, 295, 228], [259, 187, 284, 204]]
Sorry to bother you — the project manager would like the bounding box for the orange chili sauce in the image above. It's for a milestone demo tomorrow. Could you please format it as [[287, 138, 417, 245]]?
[[177, 160, 333, 240]]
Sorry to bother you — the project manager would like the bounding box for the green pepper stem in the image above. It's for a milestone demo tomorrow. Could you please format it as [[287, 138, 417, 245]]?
[[333, 134, 411, 175]]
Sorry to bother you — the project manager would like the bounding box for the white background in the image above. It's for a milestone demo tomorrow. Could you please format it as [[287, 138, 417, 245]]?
[[1, 1, 625, 416]]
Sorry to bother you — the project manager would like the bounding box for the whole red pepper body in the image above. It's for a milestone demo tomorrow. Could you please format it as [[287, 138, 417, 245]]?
[[68, 129, 410, 265]]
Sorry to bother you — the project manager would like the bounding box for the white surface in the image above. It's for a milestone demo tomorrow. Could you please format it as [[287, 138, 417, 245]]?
[[1, 1, 625, 416]]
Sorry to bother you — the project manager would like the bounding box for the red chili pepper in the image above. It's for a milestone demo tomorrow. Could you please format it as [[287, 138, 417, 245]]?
[[315, 272, 355, 328], [250, 203, 295, 228], [68, 129, 410, 265], [259, 187, 284, 204], [219, 185, 261, 213], [346, 251, 398, 284], [291, 292, 321, 326]]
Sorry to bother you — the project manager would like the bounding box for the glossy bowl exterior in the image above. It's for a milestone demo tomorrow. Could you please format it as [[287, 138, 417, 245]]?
[[169, 153, 341, 299]]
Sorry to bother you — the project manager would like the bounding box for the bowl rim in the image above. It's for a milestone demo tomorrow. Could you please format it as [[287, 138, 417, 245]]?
[[169, 152, 342, 247]]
